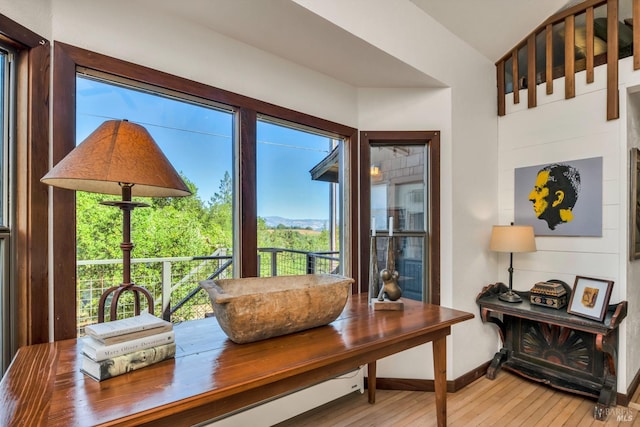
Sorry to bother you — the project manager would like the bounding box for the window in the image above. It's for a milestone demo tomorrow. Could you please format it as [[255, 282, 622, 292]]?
[[257, 117, 343, 277], [361, 131, 440, 304], [75, 73, 234, 331], [0, 15, 49, 375], [53, 43, 357, 338]]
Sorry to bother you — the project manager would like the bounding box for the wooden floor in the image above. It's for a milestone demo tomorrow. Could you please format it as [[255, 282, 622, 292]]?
[[275, 372, 640, 427]]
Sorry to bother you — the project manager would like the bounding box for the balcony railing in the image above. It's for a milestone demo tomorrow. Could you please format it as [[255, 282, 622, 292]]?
[[76, 248, 339, 336], [496, 0, 639, 120]]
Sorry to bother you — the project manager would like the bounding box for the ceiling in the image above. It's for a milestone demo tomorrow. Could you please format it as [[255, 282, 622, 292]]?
[[144, 0, 571, 87], [410, 0, 570, 63]]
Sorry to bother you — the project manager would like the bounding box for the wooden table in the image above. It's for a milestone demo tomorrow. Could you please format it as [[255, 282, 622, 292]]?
[[0, 293, 473, 426]]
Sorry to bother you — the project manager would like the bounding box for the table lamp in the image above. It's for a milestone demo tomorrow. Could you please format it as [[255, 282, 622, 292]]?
[[41, 119, 191, 322], [489, 224, 536, 302]]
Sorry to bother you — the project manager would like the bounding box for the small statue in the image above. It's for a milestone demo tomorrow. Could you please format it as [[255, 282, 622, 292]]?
[[377, 268, 401, 301]]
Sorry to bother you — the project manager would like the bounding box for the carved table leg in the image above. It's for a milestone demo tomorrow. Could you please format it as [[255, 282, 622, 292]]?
[[486, 348, 508, 380]]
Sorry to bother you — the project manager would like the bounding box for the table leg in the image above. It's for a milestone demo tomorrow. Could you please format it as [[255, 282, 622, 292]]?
[[433, 336, 447, 427], [367, 361, 376, 404]]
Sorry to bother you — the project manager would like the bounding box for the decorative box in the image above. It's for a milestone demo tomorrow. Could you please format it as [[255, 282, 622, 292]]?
[[529, 281, 568, 309]]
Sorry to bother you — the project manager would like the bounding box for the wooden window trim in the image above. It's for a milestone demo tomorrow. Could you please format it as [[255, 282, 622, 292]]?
[[0, 15, 49, 353], [52, 42, 359, 339], [359, 131, 440, 305]]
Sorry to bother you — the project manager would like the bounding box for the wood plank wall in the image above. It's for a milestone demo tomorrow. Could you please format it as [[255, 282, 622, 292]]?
[[495, 0, 638, 121]]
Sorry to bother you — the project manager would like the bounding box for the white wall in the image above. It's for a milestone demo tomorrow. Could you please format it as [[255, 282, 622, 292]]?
[[301, 0, 500, 380], [50, 0, 359, 128], [0, 0, 51, 39], [3, 0, 501, 390], [499, 56, 640, 393]]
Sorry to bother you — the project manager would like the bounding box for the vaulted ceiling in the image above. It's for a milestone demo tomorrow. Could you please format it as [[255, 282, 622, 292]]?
[[144, 0, 570, 87], [410, 0, 570, 62]]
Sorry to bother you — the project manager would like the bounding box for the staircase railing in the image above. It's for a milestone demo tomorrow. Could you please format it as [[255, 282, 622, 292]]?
[[496, 0, 638, 120]]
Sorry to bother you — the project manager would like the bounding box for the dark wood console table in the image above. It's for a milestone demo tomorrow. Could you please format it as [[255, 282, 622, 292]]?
[[0, 293, 473, 427], [477, 283, 627, 420]]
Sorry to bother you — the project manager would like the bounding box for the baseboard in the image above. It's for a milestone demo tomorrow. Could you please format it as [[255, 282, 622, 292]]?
[[364, 361, 491, 393], [366, 360, 640, 408], [619, 366, 640, 406]]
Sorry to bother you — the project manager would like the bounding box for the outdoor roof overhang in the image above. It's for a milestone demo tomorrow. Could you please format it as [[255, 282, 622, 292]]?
[[309, 146, 339, 183]]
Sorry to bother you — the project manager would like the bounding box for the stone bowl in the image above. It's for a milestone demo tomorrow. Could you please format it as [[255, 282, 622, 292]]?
[[199, 274, 354, 344]]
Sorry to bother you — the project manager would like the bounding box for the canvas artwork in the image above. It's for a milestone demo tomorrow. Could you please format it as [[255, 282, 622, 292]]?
[[514, 157, 602, 236]]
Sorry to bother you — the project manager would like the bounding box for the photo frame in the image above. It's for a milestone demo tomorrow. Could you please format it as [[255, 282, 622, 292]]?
[[630, 148, 640, 260], [566, 276, 613, 322]]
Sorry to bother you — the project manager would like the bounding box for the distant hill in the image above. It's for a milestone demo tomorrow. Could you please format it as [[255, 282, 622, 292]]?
[[263, 216, 328, 231]]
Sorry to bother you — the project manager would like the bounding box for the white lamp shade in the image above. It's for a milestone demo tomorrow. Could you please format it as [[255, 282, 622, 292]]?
[[490, 225, 537, 253]]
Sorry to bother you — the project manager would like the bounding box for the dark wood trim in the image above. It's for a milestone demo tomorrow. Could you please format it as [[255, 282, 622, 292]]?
[[54, 43, 355, 137], [635, 0, 640, 70], [239, 108, 257, 278], [358, 131, 440, 305], [1, 15, 50, 351], [367, 361, 491, 393], [51, 44, 77, 341], [512, 50, 519, 104], [0, 15, 47, 49], [564, 15, 576, 99], [496, 61, 505, 116], [527, 34, 536, 108], [546, 25, 554, 95], [620, 366, 640, 406], [586, 7, 595, 83], [359, 133, 372, 294], [347, 129, 360, 293], [607, 0, 620, 121], [52, 42, 358, 337], [373, 359, 636, 407], [430, 133, 441, 305]]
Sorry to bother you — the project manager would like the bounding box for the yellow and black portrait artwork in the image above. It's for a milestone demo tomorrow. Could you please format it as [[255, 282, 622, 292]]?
[[514, 157, 602, 237], [528, 164, 581, 231]]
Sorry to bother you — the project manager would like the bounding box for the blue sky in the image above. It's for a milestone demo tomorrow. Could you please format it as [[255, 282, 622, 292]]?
[[76, 76, 334, 220]]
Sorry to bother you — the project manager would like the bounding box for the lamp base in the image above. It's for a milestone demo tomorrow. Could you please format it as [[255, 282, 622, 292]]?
[[499, 290, 522, 303]]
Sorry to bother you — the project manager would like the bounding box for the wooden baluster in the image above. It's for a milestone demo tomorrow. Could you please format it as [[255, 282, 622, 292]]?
[[546, 24, 554, 94], [607, 0, 619, 120], [586, 7, 595, 83], [512, 49, 519, 104], [528, 33, 537, 108], [497, 60, 506, 116], [565, 14, 576, 99]]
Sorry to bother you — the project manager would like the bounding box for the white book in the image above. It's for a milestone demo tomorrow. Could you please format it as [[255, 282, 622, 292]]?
[[82, 330, 175, 361], [84, 312, 171, 340], [81, 342, 176, 381]]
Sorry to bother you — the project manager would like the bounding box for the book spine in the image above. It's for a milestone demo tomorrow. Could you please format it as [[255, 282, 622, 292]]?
[[84, 331, 175, 361], [82, 343, 176, 381]]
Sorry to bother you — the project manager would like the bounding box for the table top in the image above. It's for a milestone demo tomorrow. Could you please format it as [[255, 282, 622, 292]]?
[[0, 293, 473, 426], [477, 283, 627, 334]]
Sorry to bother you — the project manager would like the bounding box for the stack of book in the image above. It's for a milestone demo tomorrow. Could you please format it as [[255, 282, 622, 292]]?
[[81, 312, 176, 381]]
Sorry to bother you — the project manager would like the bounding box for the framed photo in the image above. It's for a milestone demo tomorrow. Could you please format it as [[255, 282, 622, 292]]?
[[567, 276, 613, 322], [630, 148, 640, 260]]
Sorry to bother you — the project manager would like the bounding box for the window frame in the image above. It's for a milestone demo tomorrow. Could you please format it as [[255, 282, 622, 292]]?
[[0, 14, 50, 372], [360, 131, 441, 305], [52, 42, 359, 340]]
